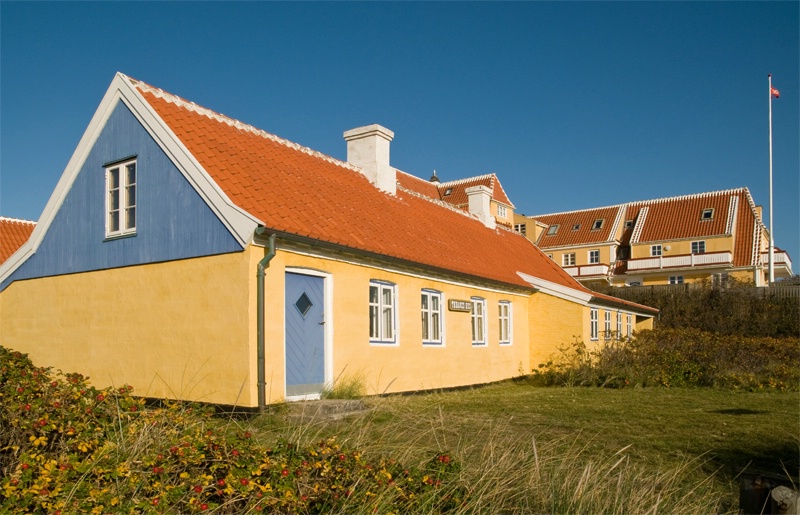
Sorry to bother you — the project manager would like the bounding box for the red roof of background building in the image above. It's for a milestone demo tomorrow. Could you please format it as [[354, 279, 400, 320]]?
[[534, 206, 622, 247], [0, 217, 36, 264]]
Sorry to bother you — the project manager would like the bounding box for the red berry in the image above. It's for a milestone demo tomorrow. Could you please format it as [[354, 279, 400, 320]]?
[[240, 478, 249, 485], [200, 504, 209, 511], [231, 449, 239, 456], [193, 485, 202, 493], [216, 479, 225, 486], [52, 381, 58, 387], [96, 394, 105, 401], [16, 387, 23, 393], [281, 469, 289, 477]]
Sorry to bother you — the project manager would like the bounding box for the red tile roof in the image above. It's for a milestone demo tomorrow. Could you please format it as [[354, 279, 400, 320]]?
[[534, 206, 622, 248], [437, 174, 515, 208], [134, 81, 582, 293], [532, 188, 764, 268], [0, 217, 35, 264]]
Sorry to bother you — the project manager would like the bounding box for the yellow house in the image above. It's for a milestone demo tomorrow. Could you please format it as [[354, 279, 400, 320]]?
[[0, 73, 656, 409], [525, 189, 792, 287]]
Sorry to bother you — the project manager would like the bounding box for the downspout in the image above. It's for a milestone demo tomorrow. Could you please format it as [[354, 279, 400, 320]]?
[[255, 229, 276, 413]]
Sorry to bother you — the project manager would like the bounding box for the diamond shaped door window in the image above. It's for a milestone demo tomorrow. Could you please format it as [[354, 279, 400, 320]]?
[[295, 292, 313, 318]]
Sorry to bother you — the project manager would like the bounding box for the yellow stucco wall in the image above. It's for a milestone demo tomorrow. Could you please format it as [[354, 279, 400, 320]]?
[[527, 292, 584, 369], [264, 249, 532, 401], [631, 234, 734, 259], [0, 251, 257, 406]]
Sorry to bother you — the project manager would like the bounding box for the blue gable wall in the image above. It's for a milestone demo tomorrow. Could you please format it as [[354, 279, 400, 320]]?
[[2, 101, 244, 290]]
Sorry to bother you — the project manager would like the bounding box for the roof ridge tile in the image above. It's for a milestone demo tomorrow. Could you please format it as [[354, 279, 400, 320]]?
[[0, 216, 36, 225], [438, 173, 496, 187]]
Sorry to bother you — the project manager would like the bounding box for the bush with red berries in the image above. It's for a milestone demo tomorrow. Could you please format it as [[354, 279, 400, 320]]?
[[0, 347, 464, 513]]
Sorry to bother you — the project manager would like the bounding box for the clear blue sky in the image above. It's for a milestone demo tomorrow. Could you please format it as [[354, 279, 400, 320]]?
[[2, 2, 798, 265]]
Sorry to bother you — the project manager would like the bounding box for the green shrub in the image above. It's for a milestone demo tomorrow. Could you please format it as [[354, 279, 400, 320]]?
[[0, 346, 463, 514], [532, 328, 800, 390]]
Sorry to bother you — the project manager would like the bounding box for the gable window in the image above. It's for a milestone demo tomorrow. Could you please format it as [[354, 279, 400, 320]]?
[[691, 241, 706, 254], [626, 314, 632, 337], [669, 276, 684, 285], [588, 250, 600, 264], [592, 219, 604, 231], [616, 312, 622, 338], [471, 297, 487, 346], [498, 301, 512, 345], [369, 281, 396, 344], [105, 159, 137, 237], [651, 244, 662, 257], [546, 224, 559, 236], [604, 311, 612, 340], [514, 223, 527, 236], [701, 208, 714, 221], [497, 205, 507, 218], [421, 290, 443, 345], [624, 219, 634, 229], [590, 308, 598, 341], [563, 253, 576, 267]]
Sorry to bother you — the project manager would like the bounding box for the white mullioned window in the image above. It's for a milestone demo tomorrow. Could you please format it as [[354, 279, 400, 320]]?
[[590, 308, 598, 341], [106, 159, 137, 237], [651, 244, 662, 257], [471, 297, 487, 346], [498, 301, 512, 345], [669, 276, 684, 285], [691, 241, 706, 254], [563, 253, 576, 266], [604, 311, 612, 340], [588, 249, 600, 264], [421, 289, 443, 345], [616, 312, 622, 338], [626, 314, 632, 338], [369, 281, 397, 344], [497, 205, 507, 218]]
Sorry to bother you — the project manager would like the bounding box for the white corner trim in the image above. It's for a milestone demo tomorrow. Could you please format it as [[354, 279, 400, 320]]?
[[516, 271, 593, 305]]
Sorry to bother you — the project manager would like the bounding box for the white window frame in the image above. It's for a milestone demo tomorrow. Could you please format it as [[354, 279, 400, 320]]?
[[651, 244, 662, 257], [105, 158, 137, 238], [669, 276, 684, 285], [588, 250, 600, 264], [616, 312, 622, 338], [604, 311, 612, 340], [547, 224, 559, 236], [498, 301, 512, 345], [514, 223, 527, 236], [471, 297, 487, 346], [626, 314, 632, 338], [691, 241, 706, 254], [497, 205, 507, 218], [546, 253, 553, 260], [421, 289, 444, 346], [369, 281, 397, 344], [563, 253, 576, 266], [701, 208, 714, 221], [592, 219, 604, 230], [590, 308, 598, 341]]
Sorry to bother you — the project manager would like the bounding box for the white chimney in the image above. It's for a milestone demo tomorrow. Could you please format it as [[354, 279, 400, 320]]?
[[465, 185, 496, 229], [343, 124, 396, 195]]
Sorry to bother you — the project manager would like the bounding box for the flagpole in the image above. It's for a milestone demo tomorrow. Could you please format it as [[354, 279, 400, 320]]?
[[768, 74, 775, 285]]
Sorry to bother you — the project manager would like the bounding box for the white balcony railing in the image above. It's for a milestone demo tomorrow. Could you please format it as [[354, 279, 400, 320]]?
[[564, 264, 610, 277], [627, 252, 733, 271], [760, 250, 793, 270]]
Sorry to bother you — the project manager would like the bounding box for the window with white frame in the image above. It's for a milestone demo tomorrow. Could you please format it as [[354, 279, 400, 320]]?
[[588, 250, 600, 264], [604, 311, 612, 340], [626, 314, 632, 337], [514, 223, 527, 236], [497, 205, 507, 218], [624, 219, 634, 229], [592, 219, 604, 230], [590, 308, 598, 341], [616, 312, 622, 338], [498, 301, 512, 345], [546, 253, 553, 260], [701, 208, 714, 221], [369, 281, 396, 344], [669, 276, 684, 285], [691, 241, 706, 254], [421, 289, 443, 345], [105, 159, 137, 237], [651, 244, 662, 257], [471, 297, 487, 346], [563, 253, 576, 266], [546, 224, 559, 236]]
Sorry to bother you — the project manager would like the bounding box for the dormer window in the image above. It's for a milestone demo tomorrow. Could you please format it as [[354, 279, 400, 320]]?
[[592, 219, 604, 231], [701, 208, 714, 221], [572, 224, 581, 231], [546, 224, 559, 236], [497, 205, 507, 218]]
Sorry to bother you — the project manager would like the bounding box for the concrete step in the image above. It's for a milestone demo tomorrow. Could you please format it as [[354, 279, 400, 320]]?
[[286, 399, 369, 422]]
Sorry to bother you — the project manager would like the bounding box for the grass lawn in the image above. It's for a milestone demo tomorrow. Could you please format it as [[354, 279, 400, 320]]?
[[250, 383, 800, 512]]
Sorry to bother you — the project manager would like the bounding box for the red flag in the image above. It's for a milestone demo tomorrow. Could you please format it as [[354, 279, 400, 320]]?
[[771, 85, 780, 98]]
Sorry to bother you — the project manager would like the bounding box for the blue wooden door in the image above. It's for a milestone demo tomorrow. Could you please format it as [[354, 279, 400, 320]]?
[[285, 273, 325, 397]]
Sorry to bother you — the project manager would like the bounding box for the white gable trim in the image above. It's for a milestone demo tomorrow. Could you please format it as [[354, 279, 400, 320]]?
[[0, 73, 260, 284], [516, 271, 593, 305]]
